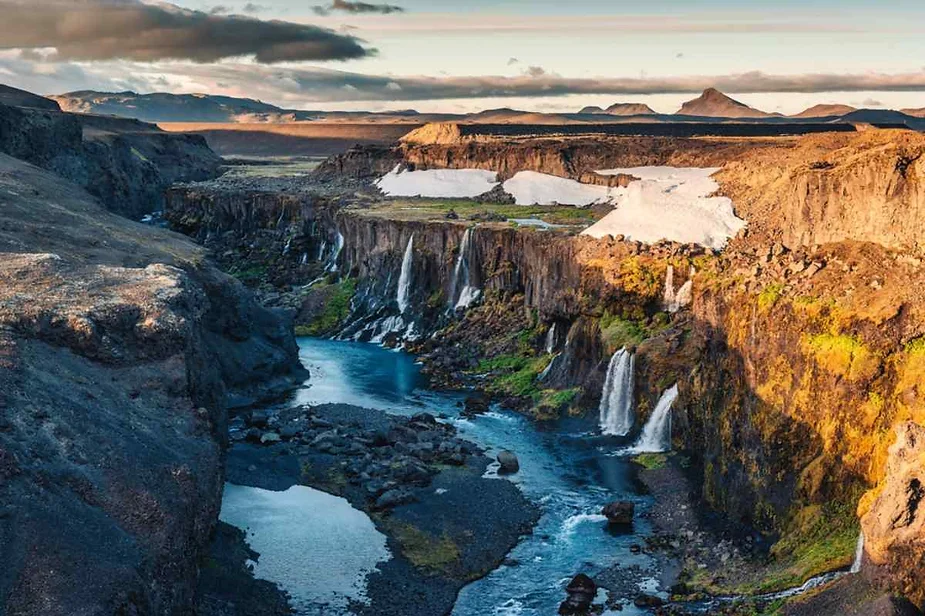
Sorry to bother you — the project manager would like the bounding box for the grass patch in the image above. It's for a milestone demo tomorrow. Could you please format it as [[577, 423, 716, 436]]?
[[476, 353, 551, 398], [801, 333, 879, 382], [599, 312, 647, 353], [537, 387, 580, 408], [228, 264, 268, 284], [368, 198, 600, 226], [385, 522, 461, 575], [296, 277, 357, 337], [758, 283, 786, 312], [634, 453, 668, 470]]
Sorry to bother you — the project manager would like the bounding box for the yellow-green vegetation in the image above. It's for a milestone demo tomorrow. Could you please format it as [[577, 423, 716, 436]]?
[[367, 198, 600, 226], [537, 387, 580, 408], [384, 521, 461, 575], [228, 263, 268, 284], [617, 256, 664, 299], [757, 283, 786, 312], [476, 353, 551, 398], [801, 332, 880, 382], [634, 453, 668, 470], [598, 311, 669, 355], [295, 277, 357, 337]]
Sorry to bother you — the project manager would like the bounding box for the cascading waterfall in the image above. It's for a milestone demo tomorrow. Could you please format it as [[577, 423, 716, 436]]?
[[663, 266, 694, 313], [850, 533, 865, 574], [450, 228, 480, 310], [325, 232, 344, 273], [545, 323, 558, 354], [599, 348, 635, 436], [630, 384, 678, 453], [396, 235, 414, 314]]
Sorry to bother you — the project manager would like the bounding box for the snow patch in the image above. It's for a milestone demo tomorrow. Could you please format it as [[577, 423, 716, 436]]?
[[582, 166, 745, 251], [503, 171, 621, 206], [376, 166, 499, 198]]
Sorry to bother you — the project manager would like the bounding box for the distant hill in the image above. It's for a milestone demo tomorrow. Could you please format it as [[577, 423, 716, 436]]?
[[605, 102, 657, 116], [841, 109, 923, 128], [792, 104, 857, 118], [578, 105, 605, 114], [0, 84, 60, 111], [902, 107, 925, 118], [676, 88, 773, 118]]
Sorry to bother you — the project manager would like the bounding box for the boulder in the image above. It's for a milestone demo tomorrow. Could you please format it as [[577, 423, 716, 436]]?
[[463, 392, 490, 416], [602, 501, 635, 525], [247, 410, 268, 428], [497, 450, 520, 474], [558, 573, 597, 614], [260, 432, 281, 445], [373, 489, 415, 510]]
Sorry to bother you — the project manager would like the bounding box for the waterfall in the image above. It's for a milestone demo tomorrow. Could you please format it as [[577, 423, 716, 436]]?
[[630, 384, 678, 453], [450, 228, 480, 310], [300, 252, 308, 265], [396, 235, 414, 314], [545, 323, 558, 354], [850, 533, 865, 574], [599, 348, 635, 436], [317, 240, 327, 261], [325, 232, 344, 273], [663, 266, 694, 313]]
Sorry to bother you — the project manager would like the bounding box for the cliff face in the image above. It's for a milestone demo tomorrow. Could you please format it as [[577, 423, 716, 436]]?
[[0, 101, 220, 220], [0, 154, 305, 615]]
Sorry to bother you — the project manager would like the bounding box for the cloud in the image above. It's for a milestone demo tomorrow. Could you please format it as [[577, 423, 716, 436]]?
[[0, 0, 373, 63], [861, 98, 883, 106], [313, 0, 404, 16], [525, 66, 546, 78], [507, 57, 519, 66], [242, 3, 268, 13]]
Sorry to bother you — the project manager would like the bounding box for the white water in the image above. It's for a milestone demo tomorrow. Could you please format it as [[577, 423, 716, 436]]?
[[450, 228, 481, 310], [599, 348, 635, 437], [220, 484, 390, 614], [503, 170, 622, 206], [325, 232, 344, 273], [629, 384, 678, 453], [396, 234, 414, 314], [545, 323, 558, 354], [663, 266, 694, 313], [851, 532, 865, 574]]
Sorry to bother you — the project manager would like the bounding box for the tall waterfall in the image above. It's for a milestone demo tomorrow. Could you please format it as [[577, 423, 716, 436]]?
[[545, 323, 558, 354], [450, 228, 480, 310], [325, 232, 345, 273], [850, 533, 865, 574], [663, 266, 694, 313], [599, 348, 635, 436], [631, 384, 678, 453], [396, 235, 414, 314]]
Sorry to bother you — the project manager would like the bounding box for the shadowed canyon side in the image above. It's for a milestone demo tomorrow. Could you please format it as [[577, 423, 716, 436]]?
[[160, 123, 925, 612], [0, 104, 305, 613]]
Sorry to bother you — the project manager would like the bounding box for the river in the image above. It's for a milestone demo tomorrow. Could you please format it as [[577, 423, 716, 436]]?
[[224, 337, 665, 615]]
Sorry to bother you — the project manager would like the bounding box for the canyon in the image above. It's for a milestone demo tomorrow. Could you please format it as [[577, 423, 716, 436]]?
[[4, 76, 925, 616], [162, 121, 925, 613]]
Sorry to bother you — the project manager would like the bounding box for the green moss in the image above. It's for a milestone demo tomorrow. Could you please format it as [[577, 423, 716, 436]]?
[[802, 333, 879, 381], [385, 522, 461, 575], [477, 353, 550, 398], [599, 312, 647, 353], [758, 283, 786, 312], [634, 453, 668, 470], [537, 387, 580, 408], [297, 278, 357, 337], [369, 199, 600, 226], [228, 264, 268, 284]]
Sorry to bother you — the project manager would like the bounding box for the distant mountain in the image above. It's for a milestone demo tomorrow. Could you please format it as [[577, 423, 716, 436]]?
[[676, 88, 772, 118], [604, 102, 656, 116], [0, 84, 60, 111], [791, 104, 857, 118], [52, 90, 298, 122], [840, 109, 923, 128], [578, 105, 605, 114], [465, 108, 532, 122], [902, 107, 925, 118]]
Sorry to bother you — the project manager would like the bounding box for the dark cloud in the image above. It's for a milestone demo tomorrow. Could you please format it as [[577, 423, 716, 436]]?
[[208, 5, 231, 15], [0, 0, 373, 63], [242, 2, 268, 13], [507, 57, 520, 65], [525, 66, 546, 78], [313, 0, 404, 16]]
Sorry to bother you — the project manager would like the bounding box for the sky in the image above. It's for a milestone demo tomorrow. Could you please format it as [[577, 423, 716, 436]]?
[[1, 0, 925, 114]]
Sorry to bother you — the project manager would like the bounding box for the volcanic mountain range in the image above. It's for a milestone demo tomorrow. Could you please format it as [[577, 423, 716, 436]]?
[[47, 86, 925, 129]]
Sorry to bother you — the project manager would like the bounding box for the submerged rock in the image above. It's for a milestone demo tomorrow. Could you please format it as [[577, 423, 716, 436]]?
[[558, 573, 597, 615], [497, 450, 520, 474], [602, 501, 635, 526]]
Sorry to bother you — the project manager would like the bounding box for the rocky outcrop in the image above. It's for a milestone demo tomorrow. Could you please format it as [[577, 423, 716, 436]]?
[[0, 96, 220, 219], [718, 130, 925, 250], [861, 422, 925, 608], [0, 154, 305, 615]]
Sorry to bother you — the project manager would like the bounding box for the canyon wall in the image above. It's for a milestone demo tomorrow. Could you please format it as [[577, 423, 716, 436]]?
[[0, 101, 221, 220], [0, 154, 305, 615]]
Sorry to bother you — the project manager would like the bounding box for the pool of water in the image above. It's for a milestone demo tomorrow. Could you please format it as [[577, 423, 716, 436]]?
[[220, 483, 390, 615], [289, 338, 661, 615]]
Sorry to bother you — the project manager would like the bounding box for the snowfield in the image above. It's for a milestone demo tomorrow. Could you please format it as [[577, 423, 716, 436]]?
[[582, 167, 746, 250], [502, 171, 621, 206], [376, 166, 499, 198]]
